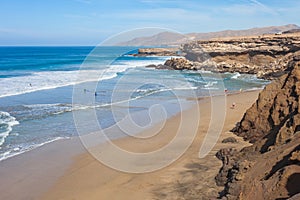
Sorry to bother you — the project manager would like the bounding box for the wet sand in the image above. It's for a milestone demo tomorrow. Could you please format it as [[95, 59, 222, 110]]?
[[37, 90, 260, 200]]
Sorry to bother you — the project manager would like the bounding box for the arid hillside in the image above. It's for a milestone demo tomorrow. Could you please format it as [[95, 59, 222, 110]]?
[[216, 56, 300, 199]]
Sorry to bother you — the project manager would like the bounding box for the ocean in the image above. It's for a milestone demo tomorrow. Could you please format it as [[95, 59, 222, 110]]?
[[0, 46, 269, 161]]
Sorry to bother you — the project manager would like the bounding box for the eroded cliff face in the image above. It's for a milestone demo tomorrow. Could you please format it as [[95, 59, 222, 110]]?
[[216, 58, 300, 199], [235, 57, 300, 151], [180, 34, 300, 79], [142, 34, 300, 79]]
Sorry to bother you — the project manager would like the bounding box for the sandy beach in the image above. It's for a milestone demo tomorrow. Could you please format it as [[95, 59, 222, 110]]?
[[35, 90, 259, 200], [1, 1, 299, 199]]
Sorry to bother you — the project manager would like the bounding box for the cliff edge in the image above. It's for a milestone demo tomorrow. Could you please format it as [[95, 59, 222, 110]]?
[[216, 57, 300, 199], [182, 33, 300, 79], [144, 33, 300, 79]]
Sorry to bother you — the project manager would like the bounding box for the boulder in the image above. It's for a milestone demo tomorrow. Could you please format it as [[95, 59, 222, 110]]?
[[221, 137, 238, 143]]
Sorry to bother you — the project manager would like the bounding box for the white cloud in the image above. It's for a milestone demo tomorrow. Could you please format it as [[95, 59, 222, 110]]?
[[248, 0, 279, 15], [221, 0, 279, 16]]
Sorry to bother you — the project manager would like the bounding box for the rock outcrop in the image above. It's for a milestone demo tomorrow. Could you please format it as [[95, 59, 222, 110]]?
[[221, 137, 238, 144], [146, 57, 197, 70], [234, 56, 300, 151], [216, 58, 300, 199], [131, 48, 179, 56], [181, 34, 300, 79], [144, 33, 300, 79]]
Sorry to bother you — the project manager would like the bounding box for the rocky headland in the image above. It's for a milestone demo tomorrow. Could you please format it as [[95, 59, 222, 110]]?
[[131, 47, 179, 57], [215, 56, 300, 199], [145, 33, 300, 79]]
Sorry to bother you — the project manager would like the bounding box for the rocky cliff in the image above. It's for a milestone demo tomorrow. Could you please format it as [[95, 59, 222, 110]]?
[[144, 33, 300, 79], [216, 57, 300, 199], [181, 33, 300, 79]]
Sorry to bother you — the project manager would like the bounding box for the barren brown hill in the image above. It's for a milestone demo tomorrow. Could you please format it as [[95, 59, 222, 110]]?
[[216, 56, 300, 199], [118, 24, 299, 46]]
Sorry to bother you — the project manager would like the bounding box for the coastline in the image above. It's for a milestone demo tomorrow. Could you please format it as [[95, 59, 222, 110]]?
[[1, 4, 299, 198], [36, 90, 260, 200]]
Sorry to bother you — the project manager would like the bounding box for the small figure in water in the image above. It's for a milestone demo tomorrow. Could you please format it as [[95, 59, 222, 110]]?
[[29, 83, 32, 87], [95, 92, 97, 96], [84, 89, 87, 93]]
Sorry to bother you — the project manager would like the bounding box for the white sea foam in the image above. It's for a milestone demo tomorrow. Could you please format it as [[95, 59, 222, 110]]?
[[10, 85, 198, 119], [231, 72, 241, 79], [0, 58, 167, 98], [0, 136, 67, 162], [0, 111, 19, 148], [204, 81, 218, 88], [199, 70, 213, 74], [202, 87, 220, 90], [0, 70, 99, 98], [172, 86, 198, 90]]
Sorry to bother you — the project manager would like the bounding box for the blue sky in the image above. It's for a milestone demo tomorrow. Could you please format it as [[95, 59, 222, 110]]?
[[0, 0, 299, 45]]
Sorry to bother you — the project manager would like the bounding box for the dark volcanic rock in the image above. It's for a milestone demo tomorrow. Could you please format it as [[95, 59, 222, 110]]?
[[145, 64, 173, 70], [221, 137, 238, 143], [216, 59, 300, 200], [145, 57, 196, 70], [163, 57, 196, 70], [215, 148, 238, 186]]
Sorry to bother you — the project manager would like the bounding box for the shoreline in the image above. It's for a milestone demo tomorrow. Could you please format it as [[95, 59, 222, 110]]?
[[0, 86, 261, 163], [0, 137, 86, 200], [37, 90, 260, 200], [0, 90, 260, 200], [0, 86, 259, 163]]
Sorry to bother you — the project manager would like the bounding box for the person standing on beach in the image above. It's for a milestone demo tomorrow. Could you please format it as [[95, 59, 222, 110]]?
[[231, 102, 236, 109]]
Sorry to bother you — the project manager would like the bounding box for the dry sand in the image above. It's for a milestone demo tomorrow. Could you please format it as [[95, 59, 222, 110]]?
[[39, 90, 260, 200]]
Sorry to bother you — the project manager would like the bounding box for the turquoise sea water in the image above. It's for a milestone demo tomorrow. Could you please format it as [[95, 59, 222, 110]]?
[[0, 46, 269, 161]]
